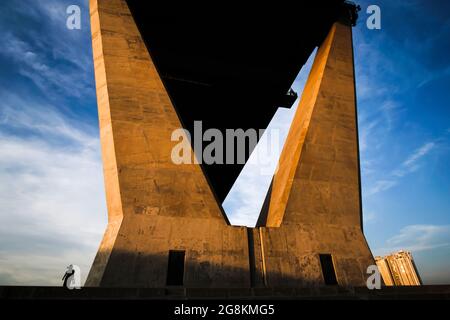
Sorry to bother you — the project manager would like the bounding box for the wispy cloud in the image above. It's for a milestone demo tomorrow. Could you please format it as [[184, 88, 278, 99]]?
[[374, 224, 450, 256], [366, 141, 436, 196], [366, 180, 397, 197], [0, 1, 104, 285], [392, 142, 435, 177], [0, 1, 93, 100], [402, 142, 435, 168], [1, 31, 93, 99], [0, 93, 106, 285], [355, 1, 449, 199]]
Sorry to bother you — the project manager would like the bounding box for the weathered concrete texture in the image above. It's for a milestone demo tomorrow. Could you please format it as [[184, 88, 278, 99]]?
[[87, 0, 374, 289], [86, 0, 250, 287], [259, 22, 374, 287]]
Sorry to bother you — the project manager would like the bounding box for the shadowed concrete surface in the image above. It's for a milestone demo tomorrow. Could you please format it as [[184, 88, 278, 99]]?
[[1, 286, 450, 300]]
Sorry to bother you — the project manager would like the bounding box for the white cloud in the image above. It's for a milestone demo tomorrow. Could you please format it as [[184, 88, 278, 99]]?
[[0, 95, 106, 285], [366, 141, 436, 196], [0, 1, 104, 286], [1, 32, 93, 99], [1, 96, 95, 146], [0, 0, 93, 99], [374, 224, 450, 256], [359, 119, 379, 152], [366, 179, 397, 196], [353, 12, 442, 199], [402, 142, 435, 168], [392, 142, 435, 178]]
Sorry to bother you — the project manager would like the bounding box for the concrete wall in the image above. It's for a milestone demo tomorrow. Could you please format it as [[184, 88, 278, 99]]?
[[87, 0, 374, 288], [259, 22, 374, 287], [86, 0, 250, 288]]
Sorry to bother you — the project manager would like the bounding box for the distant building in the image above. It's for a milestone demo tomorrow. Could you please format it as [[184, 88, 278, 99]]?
[[375, 250, 423, 286], [375, 256, 395, 286]]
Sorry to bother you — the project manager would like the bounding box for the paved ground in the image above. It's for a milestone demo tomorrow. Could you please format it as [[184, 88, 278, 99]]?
[[1, 285, 449, 300]]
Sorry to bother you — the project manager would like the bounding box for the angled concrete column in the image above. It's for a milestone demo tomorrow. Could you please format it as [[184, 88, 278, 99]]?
[[86, 0, 250, 287], [86, 0, 373, 289], [258, 21, 375, 287]]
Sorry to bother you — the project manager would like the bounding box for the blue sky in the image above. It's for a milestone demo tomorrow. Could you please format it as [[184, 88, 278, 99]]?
[[0, 0, 449, 285]]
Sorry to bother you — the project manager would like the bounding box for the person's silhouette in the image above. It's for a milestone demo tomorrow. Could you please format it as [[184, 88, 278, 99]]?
[[62, 265, 75, 288]]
